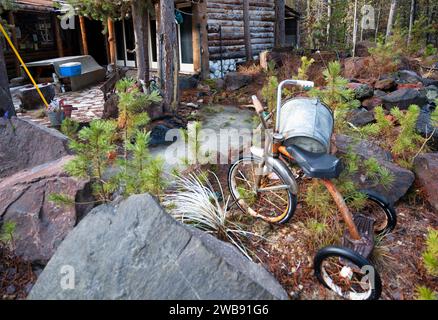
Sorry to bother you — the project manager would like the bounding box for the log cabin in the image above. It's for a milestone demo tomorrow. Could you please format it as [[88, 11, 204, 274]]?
[[2, 0, 300, 81]]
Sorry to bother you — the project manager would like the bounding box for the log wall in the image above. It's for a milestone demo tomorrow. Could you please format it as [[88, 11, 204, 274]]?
[[206, 0, 277, 61]]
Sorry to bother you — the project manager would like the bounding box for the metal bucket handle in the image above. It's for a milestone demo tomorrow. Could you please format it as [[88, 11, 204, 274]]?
[[275, 79, 315, 133]]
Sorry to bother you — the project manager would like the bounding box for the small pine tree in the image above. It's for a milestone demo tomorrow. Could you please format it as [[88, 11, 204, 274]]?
[[116, 130, 167, 199], [391, 105, 424, 168], [65, 120, 118, 202], [261, 75, 279, 116], [297, 56, 315, 81], [116, 78, 161, 159], [311, 61, 360, 131], [61, 118, 80, 140]]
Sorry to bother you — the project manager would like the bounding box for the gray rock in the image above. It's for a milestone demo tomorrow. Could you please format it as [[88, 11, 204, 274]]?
[[28, 194, 288, 300], [414, 153, 438, 212], [422, 78, 438, 87], [335, 135, 414, 203], [390, 70, 423, 85], [0, 156, 93, 264], [374, 90, 387, 98], [179, 75, 200, 90], [354, 84, 374, 100], [0, 117, 70, 178], [382, 88, 428, 110], [416, 104, 438, 150], [425, 85, 438, 102], [17, 83, 55, 110], [224, 72, 253, 91], [349, 109, 375, 127]]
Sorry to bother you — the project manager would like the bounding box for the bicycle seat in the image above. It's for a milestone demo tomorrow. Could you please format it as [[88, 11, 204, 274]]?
[[287, 145, 343, 179]]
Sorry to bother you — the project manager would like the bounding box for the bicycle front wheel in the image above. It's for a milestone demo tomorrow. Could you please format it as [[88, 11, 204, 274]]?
[[228, 156, 297, 224]]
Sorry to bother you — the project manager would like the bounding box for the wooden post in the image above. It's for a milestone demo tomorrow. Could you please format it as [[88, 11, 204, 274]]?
[[159, 0, 179, 113], [79, 16, 89, 55], [0, 38, 15, 118], [8, 11, 20, 77], [274, 0, 285, 48], [107, 18, 117, 66], [53, 14, 64, 58], [243, 0, 252, 61], [131, 0, 150, 83], [193, 3, 201, 74], [193, 0, 209, 79]]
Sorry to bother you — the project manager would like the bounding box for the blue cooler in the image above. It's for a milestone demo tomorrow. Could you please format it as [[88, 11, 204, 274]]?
[[59, 62, 82, 77]]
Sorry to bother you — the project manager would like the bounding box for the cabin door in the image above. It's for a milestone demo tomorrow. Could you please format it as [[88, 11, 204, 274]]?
[[177, 6, 194, 73], [115, 18, 136, 67]]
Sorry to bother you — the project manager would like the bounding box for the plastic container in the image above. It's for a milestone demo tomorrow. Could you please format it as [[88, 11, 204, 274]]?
[[279, 98, 334, 154], [59, 62, 82, 77]]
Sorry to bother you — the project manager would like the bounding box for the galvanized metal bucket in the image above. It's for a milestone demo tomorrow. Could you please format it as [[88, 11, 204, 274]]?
[[279, 98, 334, 154]]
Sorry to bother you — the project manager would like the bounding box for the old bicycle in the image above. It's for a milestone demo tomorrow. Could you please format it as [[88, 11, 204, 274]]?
[[227, 79, 397, 300]]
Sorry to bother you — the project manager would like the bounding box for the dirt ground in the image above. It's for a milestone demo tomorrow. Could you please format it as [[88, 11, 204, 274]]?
[[205, 162, 438, 300]]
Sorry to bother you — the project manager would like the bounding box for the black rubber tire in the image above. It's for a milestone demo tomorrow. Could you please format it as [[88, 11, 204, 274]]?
[[361, 190, 397, 236], [228, 156, 297, 225], [314, 246, 382, 300]]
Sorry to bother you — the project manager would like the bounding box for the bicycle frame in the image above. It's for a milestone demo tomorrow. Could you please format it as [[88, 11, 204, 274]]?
[[251, 85, 362, 241], [277, 147, 361, 241]]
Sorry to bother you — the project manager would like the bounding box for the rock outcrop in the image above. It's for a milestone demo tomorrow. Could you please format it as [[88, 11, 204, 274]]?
[[0, 156, 93, 264], [414, 153, 438, 212], [29, 194, 288, 300], [335, 135, 415, 203], [0, 117, 70, 178]]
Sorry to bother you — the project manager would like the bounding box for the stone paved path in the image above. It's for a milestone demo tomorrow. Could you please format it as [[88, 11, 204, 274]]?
[[14, 84, 105, 127]]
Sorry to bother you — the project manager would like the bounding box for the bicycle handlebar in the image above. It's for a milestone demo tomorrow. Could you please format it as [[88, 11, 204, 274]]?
[[275, 79, 315, 132]]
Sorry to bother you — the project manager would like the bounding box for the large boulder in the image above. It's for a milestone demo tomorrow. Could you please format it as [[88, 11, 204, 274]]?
[[0, 117, 71, 178], [414, 153, 438, 212], [382, 88, 428, 110], [335, 135, 415, 203], [224, 72, 253, 91], [28, 194, 288, 300], [0, 156, 93, 264]]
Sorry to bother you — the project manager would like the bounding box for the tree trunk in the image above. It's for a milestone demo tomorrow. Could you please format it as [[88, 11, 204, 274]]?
[[386, 0, 397, 41], [326, 0, 332, 45], [243, 0, 252, 60], [159, 0, 179, 113], [107, 18, 117, 66], [131, 0, 150, 83], [407, 0, 416, 45], [274, 0, 285, 48], [375, 1, 382, 43], [352, 0, 358, 57], [79, 16, 89, 55], [0, 39, 15, 118]]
